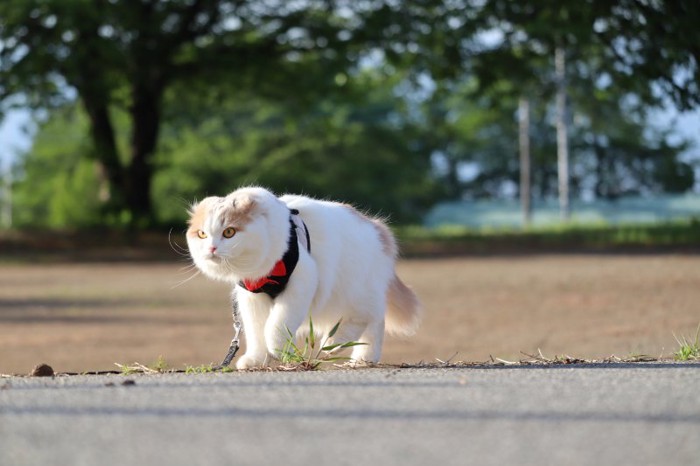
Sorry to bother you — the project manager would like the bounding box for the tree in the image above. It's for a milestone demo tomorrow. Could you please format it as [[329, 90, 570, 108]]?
[[440, 0, 699, 207], [468, 1, 700, 110], [594, 0, 700, 111], [154, 71, 441, 224], [5, 0, 699, 229], [13, 70, 442, 227], [10, 106, 104, 228], [0, 0, 432, 226], [570, 94, 695, 200]]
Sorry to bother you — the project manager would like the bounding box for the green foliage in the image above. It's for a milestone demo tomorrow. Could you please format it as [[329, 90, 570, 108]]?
[[673, 325, 700, 361], [435, 1, 698, 201], [279, 317, 366, 370], [151, 355, 169, 373], [11, 70, 443, 227], [154, 73, 441, 224], [4, 1, 700, 228], [428, 62, 695, 202], [1, 0, 444, 224], [12, 108, 103, 228], [115, 363, 138, 376], [11, 106, 139, 228], [397, 218, 700, 254]]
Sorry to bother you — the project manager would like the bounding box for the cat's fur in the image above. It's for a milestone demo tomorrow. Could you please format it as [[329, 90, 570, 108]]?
[[186, 186, 421, 369]]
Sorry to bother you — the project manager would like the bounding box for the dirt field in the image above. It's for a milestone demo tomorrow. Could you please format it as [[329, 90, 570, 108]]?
[[1, 255, 699, 374]]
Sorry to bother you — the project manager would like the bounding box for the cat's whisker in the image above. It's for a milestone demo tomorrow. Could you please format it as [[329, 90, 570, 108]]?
[[169, 239, 189, 253], [171, 270, 201, 289], [176, 263, 198, 274], [221, 257, 259, 275], [168, 228, 191, 258], [179, 262, 197, 270], [170, 249, 191, 259]]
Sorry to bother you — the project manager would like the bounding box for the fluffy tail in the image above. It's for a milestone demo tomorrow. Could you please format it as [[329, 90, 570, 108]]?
[[385, 273, 422, 336]]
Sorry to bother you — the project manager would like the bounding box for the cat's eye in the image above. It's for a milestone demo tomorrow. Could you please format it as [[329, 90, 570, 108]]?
[[222, 227, 237, 238], [197, 230, 207, 239]]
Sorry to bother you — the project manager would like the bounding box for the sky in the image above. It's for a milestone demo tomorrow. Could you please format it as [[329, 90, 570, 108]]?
[[0, 108, 33, 168]]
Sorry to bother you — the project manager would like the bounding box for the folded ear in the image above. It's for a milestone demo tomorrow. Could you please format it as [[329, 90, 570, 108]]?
[[223, 194, 258, 228]]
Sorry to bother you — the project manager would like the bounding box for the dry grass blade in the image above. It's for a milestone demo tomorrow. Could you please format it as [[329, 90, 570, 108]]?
[[114, 362, 158, 375], [435, 352, 459, 365], [487, 354, 523, 365], [114, 356, 172, 375], [277, 361, 320, 372]]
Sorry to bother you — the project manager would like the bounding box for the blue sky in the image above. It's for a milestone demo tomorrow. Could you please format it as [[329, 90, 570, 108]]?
[[0, 108, 33, 167]]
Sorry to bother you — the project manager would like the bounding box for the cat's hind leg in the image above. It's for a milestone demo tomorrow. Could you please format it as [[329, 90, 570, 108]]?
[[321, 319, 367, 354], [349, 318, 385, 364], [343, 279, 389, 364]]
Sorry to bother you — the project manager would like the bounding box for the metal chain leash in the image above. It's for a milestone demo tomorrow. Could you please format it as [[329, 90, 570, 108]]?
[[213, 293, 242, 370]]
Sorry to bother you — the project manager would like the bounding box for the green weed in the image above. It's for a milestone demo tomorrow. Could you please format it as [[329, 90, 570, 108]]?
[[115, 363, 138, 375], [151, 355, 169, 372], [673, 324, 700, 361], [278, 317, 366, 370]]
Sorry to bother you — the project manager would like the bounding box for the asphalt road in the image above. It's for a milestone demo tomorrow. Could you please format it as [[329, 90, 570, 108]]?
[[1, 363, 699, 466]]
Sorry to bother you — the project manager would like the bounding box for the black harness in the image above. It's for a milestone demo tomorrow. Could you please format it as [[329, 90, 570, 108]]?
[[237, 209, 310, 299]]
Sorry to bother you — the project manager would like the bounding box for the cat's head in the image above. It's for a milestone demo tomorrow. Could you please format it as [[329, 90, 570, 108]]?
[[186, 187, 290, 282]]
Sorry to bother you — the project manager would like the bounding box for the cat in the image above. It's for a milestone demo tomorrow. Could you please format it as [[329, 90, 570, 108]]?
[[186, 186, 421, 369]]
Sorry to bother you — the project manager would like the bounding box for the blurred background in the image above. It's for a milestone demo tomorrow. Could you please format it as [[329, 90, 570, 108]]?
[[1, 0, 699, 373]]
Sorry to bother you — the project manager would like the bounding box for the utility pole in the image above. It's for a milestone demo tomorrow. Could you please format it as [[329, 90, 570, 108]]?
[[518, 97, 532, 227], [555, 47, 570, 221]]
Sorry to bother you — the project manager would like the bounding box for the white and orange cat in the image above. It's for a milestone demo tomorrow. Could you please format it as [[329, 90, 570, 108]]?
[[186, 186, 421, 369]]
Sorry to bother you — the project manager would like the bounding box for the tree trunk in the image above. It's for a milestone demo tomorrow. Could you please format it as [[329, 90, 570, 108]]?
[[555, 47, 570, 221], [518, 97, 532, 227], [82, 98, 124, 208], [594, 140, 605, 199], [126, 83, 163, 226]]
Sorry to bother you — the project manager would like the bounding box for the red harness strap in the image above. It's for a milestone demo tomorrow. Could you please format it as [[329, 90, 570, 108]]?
[[242, 260, 287, 292]]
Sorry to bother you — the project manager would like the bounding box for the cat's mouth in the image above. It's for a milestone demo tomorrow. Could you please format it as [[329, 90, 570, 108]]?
[[205, 253, 222, 263]]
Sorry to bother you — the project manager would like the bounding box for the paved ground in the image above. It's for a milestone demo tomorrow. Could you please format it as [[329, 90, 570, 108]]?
[[2, 364, 699, 466]]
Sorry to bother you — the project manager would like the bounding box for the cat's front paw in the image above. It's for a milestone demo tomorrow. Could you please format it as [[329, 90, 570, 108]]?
[[236, 354, 266, 370]]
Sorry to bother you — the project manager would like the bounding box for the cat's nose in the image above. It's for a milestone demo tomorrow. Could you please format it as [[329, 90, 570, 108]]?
[[209, 246, 217, 254]]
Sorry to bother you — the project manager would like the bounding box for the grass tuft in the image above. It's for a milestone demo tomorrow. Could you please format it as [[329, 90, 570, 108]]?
[[673, 324, 700, 361], [278, 316, 366, 371]]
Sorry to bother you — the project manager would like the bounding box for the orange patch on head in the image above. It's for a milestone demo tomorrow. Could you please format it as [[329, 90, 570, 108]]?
[[187, 197, 217, 237], [222, 194, 258, 230]]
